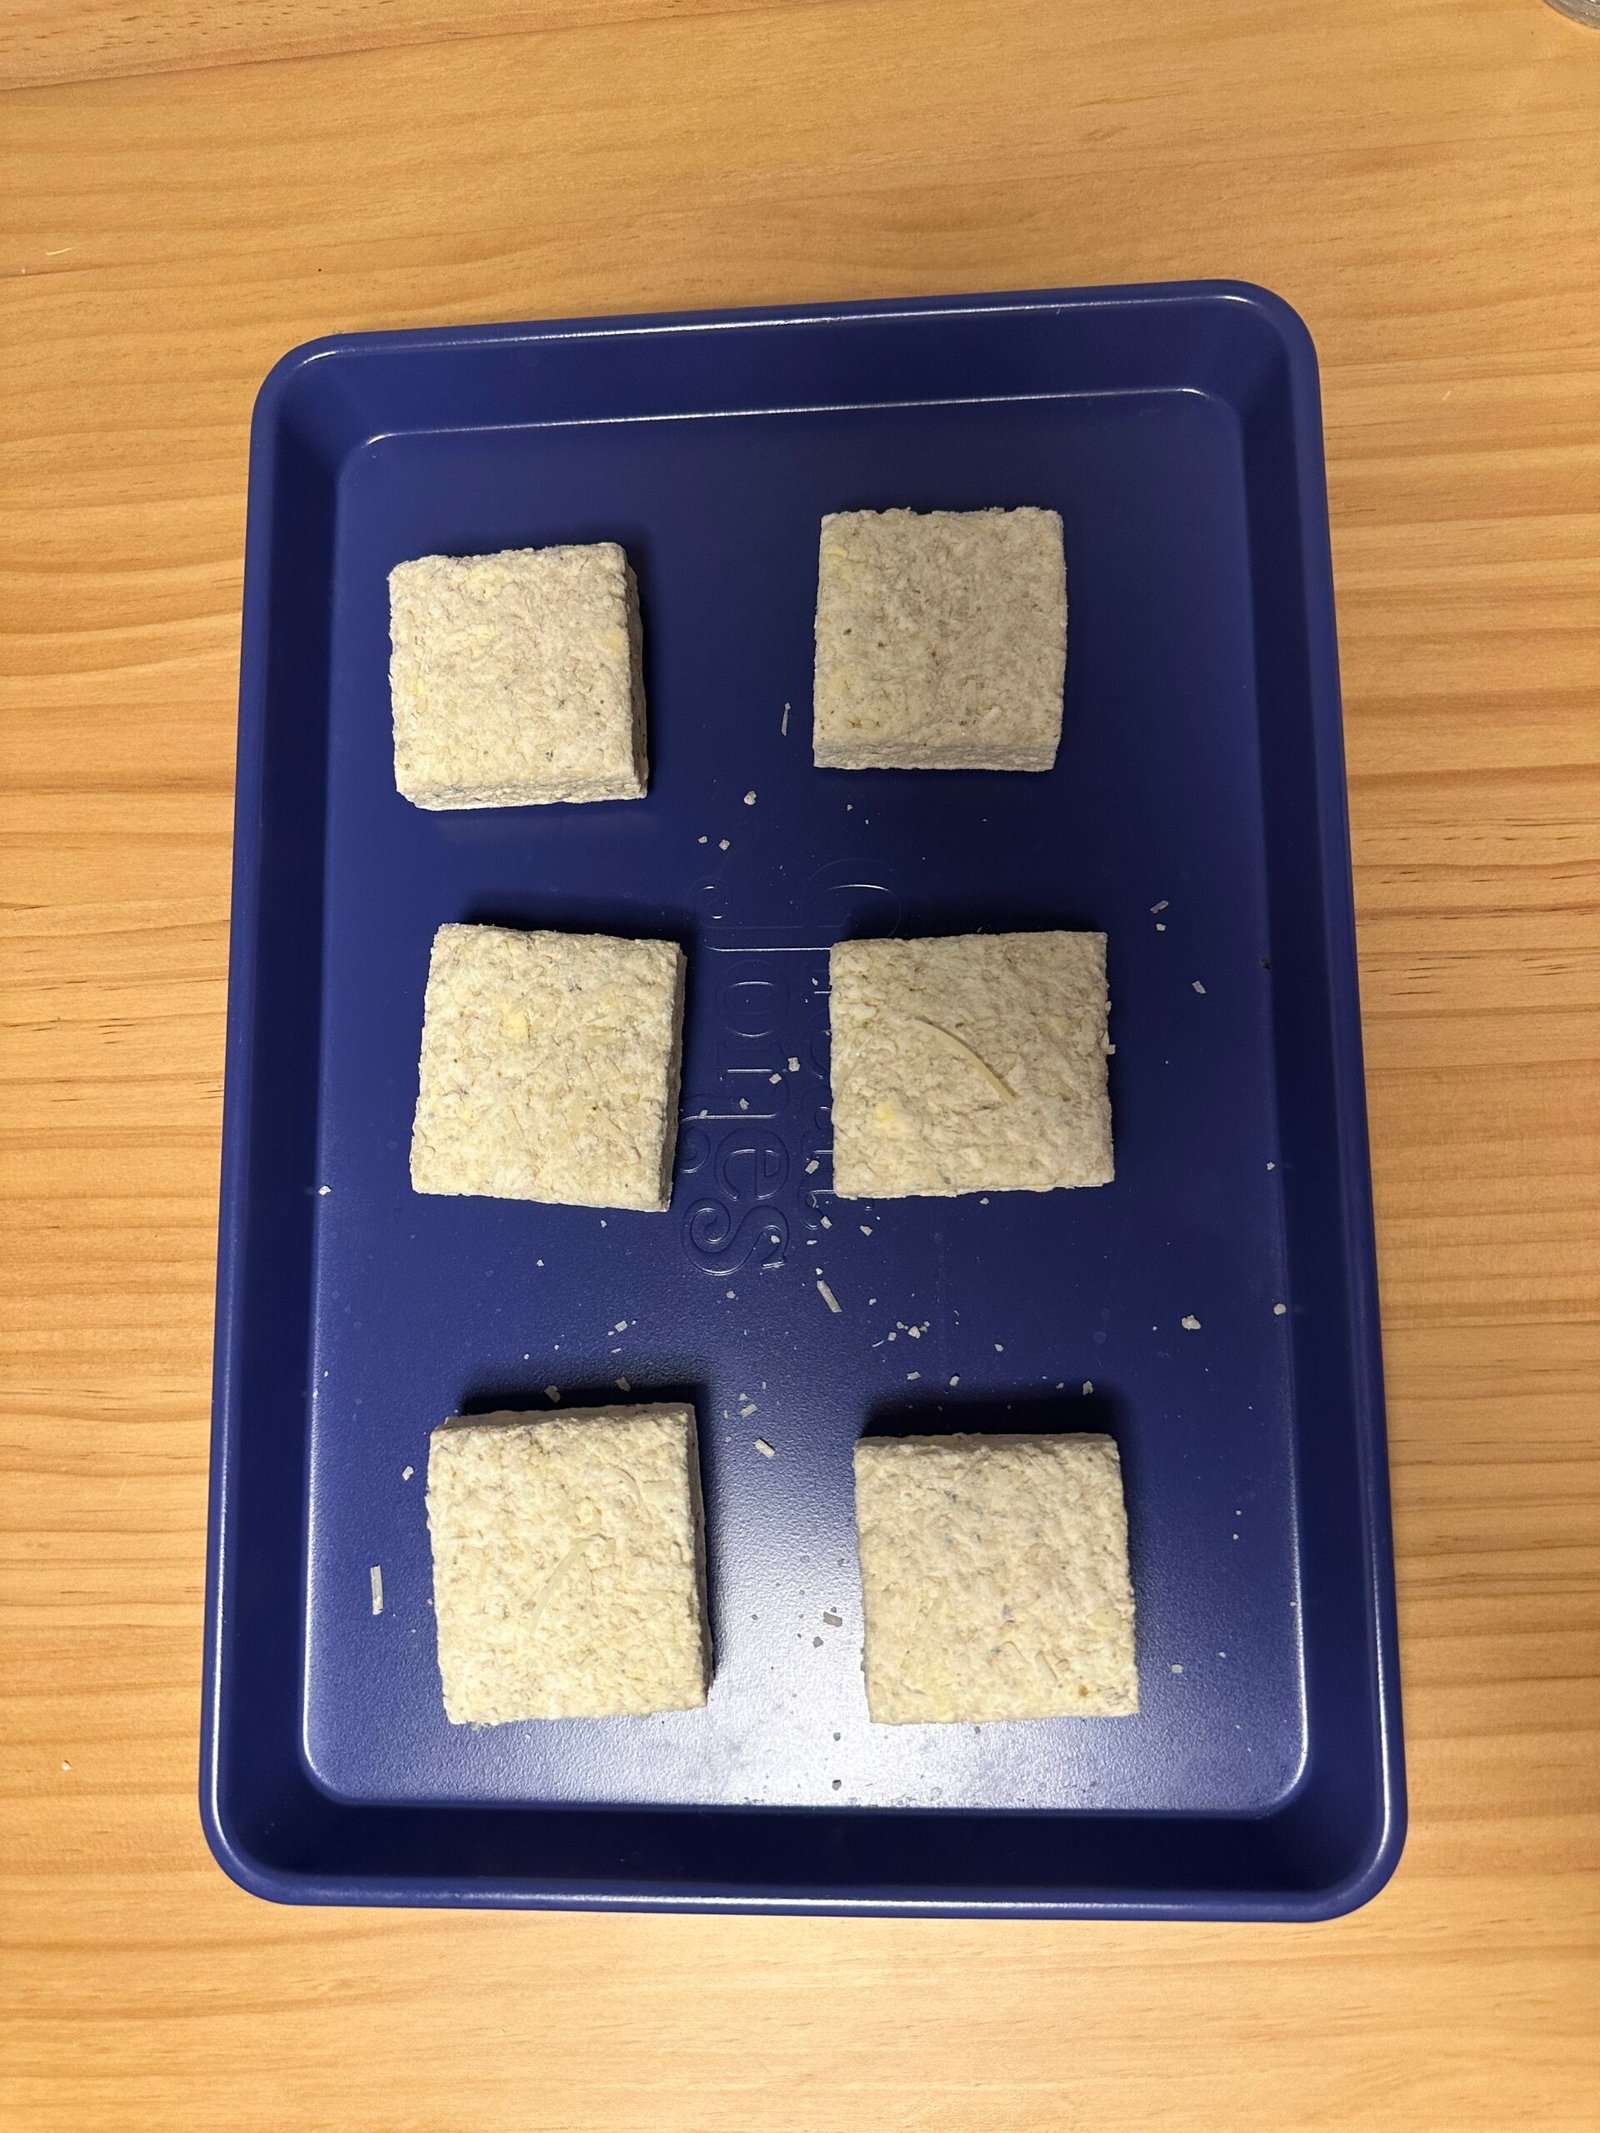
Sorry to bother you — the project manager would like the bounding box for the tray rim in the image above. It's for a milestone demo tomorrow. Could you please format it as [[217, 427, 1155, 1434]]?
[[202, 278, 1405, 1922]]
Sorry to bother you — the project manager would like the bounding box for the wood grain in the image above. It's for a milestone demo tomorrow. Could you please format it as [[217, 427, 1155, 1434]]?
[[2, 1, 1597, 2127]]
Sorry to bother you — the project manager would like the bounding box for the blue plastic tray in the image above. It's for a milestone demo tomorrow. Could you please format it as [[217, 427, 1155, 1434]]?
[[204, 283, 1403, 1919]]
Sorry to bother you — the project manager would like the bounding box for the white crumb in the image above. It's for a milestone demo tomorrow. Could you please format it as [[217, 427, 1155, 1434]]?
[[754, 1437, 776, 1459], [1267, 1161, 1276, 1171], [616, 1376, 631, 1391], [401, 1465, 414, 1481], [536, 1258, 544, 1267], [1170, 1663, 1183, 1675], [769, 1072, 782, 1084], [369, 1566, 384, 1616], [1151, 900, 1168, 914], [994, 1342, 1004, 1353], [907, 1371, 921, 1380], [1156, 922, 1166, 932], [804, 1158, 819, 1175], [979, 1196, 989, 1206], [948, 1375, 960, 1387], [738, 1401, 758, 1418], [545, 1384, 560, 1400], [612, 1320, 627, 1334], [1192, 980, 1206, 995], [822, 1611, 842, 1627], [743, 790, 757, 806], [820, 1215, 832, 1229], [816, 1278, 842, 1314], [788, 1056, 800, 1072], [698, 834, 708, 844], [1273, 1302, 1287, 1316], [1082, 1380, 1093, 1395], [1181, 1315, 1202, 1331], [317, 1184, 331, 1196], [718, 838, 730, 851], [860, 1224, 873, 1236], [906, 1325, 921, 1340], [738, 1097, 749, 1111], [781, 704, 790, 735]]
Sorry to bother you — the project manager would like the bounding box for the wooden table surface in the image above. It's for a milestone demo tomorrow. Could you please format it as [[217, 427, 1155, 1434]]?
[[3, 2, 1598, 2126]]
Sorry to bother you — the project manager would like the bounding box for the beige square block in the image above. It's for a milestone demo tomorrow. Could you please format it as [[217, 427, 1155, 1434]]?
[[828, 931, 1112, 1198], [427, 1404, 709, 1724], [812, 508, 1066, 769], [411, 923, 684, 1211], [390, 543, 646, 808], [853, 1433, 1138, 1724]]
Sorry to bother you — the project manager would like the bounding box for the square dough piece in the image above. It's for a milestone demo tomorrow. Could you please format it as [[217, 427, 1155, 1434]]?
[[812, 508, 1066, 769], [411, 923, 685, 1211], [390, 543, 646, 808], [828, 931, 1112, 1198], [428, 1404, 710, 1723], [854, 1433, 1138, 1723]]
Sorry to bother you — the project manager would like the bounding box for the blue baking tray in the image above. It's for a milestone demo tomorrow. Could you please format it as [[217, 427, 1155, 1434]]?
[[203, 283, 1402, 1919]]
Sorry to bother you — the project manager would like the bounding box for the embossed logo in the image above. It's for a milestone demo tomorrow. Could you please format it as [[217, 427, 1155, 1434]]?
[[678, 866, 901, 1276], [678, 952, 818, 1274]]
